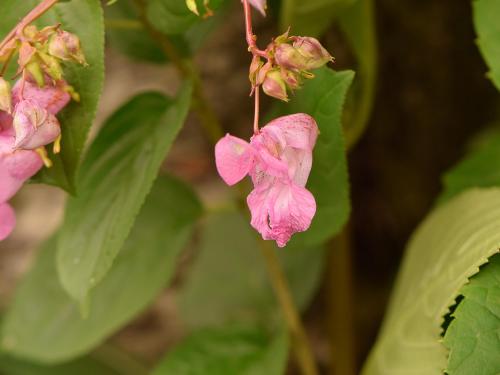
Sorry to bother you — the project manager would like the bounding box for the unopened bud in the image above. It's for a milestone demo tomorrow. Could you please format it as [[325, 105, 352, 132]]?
[[17, 42, 36, 70], [38, 52, 63, 81], [48, 31, 87, 65], [249, 56, 263, 87], [292, 36, 333, 69], [25, 62, 45, 87], [13, 100, 61, 150], [280, 68, 301, 90], [0, 78, 12, 113], [262, 69, 288, 102]]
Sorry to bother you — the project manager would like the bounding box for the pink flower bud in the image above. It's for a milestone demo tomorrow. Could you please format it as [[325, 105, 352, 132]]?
[[248, 0, 267, 16], [249, 56, 263, 87], [12, 79, 71, 115], [48, 31, 87, 65], [0, 77, 12, 114], [262, 69, 289, 101], [17, 42, 37, 71], [280, 68, 301, 90], [291, 36, 333, 69], [12, 100, 61, 150], [275, 43, 308, 70]]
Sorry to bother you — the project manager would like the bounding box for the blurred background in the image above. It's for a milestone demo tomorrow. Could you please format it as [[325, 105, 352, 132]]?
[[0, 0, 498, 373]]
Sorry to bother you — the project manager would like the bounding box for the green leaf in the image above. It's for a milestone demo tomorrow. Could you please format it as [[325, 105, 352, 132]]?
[[1, 176, 202, 363], [0, 0, 105, 191], [56, 87, 192, 305], [361, 189, 500, 375], [278, 68, 354, 246], [178, 211, 325, 328], [280, 0, 354, 36], [473, 0, 500, 90], [439, 129, 500, 204], [152, 326, 288, 375], [0, 354, 119, 375], [146, 0, 225, 35], [443, 254, 500, 375]]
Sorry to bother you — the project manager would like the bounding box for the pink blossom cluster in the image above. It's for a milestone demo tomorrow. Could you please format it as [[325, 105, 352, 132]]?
[[0, 78, 70, 241], [215, 114, 318, 247]]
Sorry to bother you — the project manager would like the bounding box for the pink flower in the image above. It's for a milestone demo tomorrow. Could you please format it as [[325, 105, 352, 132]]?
[[12, 99, 61, 150], [248, 0, 267, 16], [0, 203, 16, 241], [215, 113, 318, 247], [0, 129, 43, 203], [12, 78, 70, 115]]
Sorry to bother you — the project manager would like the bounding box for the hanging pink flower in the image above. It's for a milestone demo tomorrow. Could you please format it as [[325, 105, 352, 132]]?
[[215, 113, 318, 247], [12, 79, 70, 115]]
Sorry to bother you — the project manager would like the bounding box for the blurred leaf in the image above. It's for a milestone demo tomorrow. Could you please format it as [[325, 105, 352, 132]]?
[[152, 326, 288, 375], [473, 0, 500, 90], [146, 0, 225, 35], [1, 176, 202, 363], [278, 68, 354, 246], [338, 0, 378, 148], [362, 189, 500, 375], [179, 211, 325, 328], [57, 87, 191, 305], [0, 354, 119, 375], [439, 129, 500, 204], [280, 0, 354, 36], [443, 254, 500, 375], [0, 0, 105, 191]]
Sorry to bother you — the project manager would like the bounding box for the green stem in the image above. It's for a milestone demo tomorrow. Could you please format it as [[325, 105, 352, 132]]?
[[136, 3, 317, 374]]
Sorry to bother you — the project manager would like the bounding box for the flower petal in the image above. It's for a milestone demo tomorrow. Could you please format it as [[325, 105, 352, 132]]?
[[248, 0, 267, 16], [247, 180, 316, 247], [12, 79, 70, 115], [264, 113, 318, 151], [0, 202, 16, 241], [215, 134, 254, 186]]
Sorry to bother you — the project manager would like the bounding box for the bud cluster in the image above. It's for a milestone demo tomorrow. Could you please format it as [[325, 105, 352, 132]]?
[[249, 31, 334, 101], [0, 22, 86, 241]]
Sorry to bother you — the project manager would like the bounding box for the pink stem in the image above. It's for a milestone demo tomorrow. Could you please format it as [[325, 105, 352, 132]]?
[[0, 0, 59, 52], [253, 86, 260, 134]]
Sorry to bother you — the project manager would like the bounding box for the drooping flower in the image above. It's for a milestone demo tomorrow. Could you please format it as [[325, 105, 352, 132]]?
[[215, 113, 318, 247]]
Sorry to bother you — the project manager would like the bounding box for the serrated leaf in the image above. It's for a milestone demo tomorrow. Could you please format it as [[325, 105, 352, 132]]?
[[362, 189, 500, 375], [277, 68, 354, 246], [1, 176, 202, 363], [152, 326, 288, 375], [0, 353, 119, 375], [178, 211, 325, 328], [473, 0, 500, 90], [0, 0, 105, 192], [439, 129, 500, 204], [56, 87, 192, 305], [443, 254, 500, 375]]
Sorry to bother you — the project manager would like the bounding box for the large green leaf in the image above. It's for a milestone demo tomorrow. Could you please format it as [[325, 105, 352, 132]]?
[[152, 326, 288, 375], [473, 0, 500, 90], [1, 176, 202, 363], [362, 189, 500, 375], [278, 68, 354, 246], [439, 129, 500, 203], [0, 0, 105, 191], [0, 354, 119, 375], [178, 211, 325, 328], [57, 87, 192, 305], [443, 254, 500, 375]]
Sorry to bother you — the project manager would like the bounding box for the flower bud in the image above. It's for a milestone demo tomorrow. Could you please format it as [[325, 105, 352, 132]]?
[[275, 43, 308, 70], [12, 100, 61, 150], [292, 36, 333, 69], [17, 42, 36, 70], [280, 68, 301, 90], [262, 69, 288, 102], [249, 0, 267, 16], [249, 56, 263, 87], [38, 52, 64, 81], [0, 77, 12, 114], [48, 31, 87, 65]]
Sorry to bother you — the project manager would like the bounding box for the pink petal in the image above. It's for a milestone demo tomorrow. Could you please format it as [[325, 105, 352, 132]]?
[[13, 100, 61, 150], [0, 202, 16, 241], [247, 180, 316, 247], [264, 113, 318, 151], [0, 132, 43, 202], [248, 0, 267, 16], [215, 134, 254, 186], [12, 79, 70, 115]]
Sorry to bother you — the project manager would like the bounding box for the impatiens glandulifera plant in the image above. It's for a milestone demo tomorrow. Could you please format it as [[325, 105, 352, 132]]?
[[0, 0, 85, 240], [211, 0, 333, 247]]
